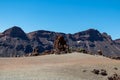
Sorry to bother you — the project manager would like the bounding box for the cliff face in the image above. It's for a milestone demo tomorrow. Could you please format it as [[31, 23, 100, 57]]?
[[65, 29, 120, 57], [0, 26, 120, 57]]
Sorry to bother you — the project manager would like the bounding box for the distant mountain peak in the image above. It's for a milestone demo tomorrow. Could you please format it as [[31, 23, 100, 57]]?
[[3, 26, 29, 40], [73, 28, 103, 41], [83, 28, 100, 34], [86, 28, 98, 31]]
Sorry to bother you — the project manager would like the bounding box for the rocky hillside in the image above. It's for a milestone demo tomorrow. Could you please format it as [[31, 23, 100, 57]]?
[[0, 26, 120, 57]]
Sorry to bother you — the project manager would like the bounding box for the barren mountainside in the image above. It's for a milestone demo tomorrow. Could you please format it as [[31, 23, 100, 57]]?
[[0, 26, 120, 57]]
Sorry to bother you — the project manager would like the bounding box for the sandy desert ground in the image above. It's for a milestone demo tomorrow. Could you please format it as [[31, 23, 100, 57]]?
[[0, 52, 120, 80]]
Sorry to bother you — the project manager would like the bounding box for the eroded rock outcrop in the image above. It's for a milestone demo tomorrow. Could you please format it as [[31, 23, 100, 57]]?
[[54, 35, 69, 54]]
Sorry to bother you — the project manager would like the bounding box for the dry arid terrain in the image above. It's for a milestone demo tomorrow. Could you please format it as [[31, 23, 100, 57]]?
[[0, 52, 120, 80]]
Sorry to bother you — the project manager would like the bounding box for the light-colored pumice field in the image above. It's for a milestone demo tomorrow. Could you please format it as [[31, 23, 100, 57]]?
[[0, 52, 120, 80]]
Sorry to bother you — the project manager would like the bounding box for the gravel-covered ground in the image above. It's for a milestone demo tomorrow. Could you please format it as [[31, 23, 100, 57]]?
[[0, 52, 120, 80]]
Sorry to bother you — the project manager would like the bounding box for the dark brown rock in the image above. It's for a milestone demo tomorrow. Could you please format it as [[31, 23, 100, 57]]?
[[108, 73, 120, 80], [97, 50, 103, 55], [100, 69, 107, 76], [114, 67, 118, 70], [91, 69, 108, 76], [91, 69, 100, 75], [54, 35, 69, 54], [83, 70, 87, 72]]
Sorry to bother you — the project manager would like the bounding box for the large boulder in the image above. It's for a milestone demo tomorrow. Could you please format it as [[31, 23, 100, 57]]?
[[54, 35, 69, 54]]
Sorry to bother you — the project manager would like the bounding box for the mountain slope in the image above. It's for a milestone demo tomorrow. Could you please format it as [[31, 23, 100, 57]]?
[[70, 30, 120, 57], [3, 26, 29, 40], [0, 26, 120, 57]]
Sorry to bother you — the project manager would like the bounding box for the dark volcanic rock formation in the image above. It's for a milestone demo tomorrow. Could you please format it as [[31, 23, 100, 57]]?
[[66, 29, 120, 57], [0, 26, 120, 57], [54, 35, 69, 54], [0, 26, 42, 57], [3, 26, 29, 40], [73, 29, 103, 42]]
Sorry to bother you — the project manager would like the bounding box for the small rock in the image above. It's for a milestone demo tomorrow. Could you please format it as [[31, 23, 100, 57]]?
[[108, 73, 120, 80], [83, 70, 87, 72], [114, 67, 118, 70], [97, 50, 103, 55], [100, 69, 107, 76], [92, 69, 100, 75]]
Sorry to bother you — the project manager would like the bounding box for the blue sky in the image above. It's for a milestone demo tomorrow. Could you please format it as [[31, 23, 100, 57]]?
[[0, 0, 120, 40]]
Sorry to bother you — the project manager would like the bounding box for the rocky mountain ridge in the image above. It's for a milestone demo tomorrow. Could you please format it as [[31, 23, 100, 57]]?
[[0, 26, 120, 57]]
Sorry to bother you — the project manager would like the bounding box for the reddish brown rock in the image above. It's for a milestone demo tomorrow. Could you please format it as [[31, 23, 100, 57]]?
[[54, 35, 69, 54]]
